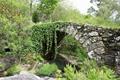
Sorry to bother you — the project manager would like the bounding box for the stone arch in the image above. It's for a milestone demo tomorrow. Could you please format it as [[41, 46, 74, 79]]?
[[32, 22, 120, 74], [57, 23, 120, 74], [58, 23, 105, 63]]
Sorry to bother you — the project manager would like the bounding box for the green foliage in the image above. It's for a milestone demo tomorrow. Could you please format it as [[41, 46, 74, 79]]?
[[86, 67, 116, 80], [31, 22, 67, 59], [0, 0, 30, 24], [38, 0, 59, 14], [6, 64, 21, 76], [32, 0, 59, 22], [33, 53, 44, 62], [56, 70, 63, 80], [51, 5, 120, 29], [0, 0, 33, 61], [89, 0, 120, 22], [0, 14, 11, 54], [64, 65, 87, 80], [32, 11, 40, 23], [32, 22, 56, 56], [82, 59, 118, 80], [58, 35, 87, 62], [0, 63, 5, 70], [36, 63, 58, 76], [63, 59, 118, 80], [21, 53, 44, 64]]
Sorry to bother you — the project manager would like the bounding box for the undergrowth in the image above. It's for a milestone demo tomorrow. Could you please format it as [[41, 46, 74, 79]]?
[[56, 59, 119, 80]]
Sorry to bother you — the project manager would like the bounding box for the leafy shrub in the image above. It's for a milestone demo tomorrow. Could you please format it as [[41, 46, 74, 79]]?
[[32, 0, 59, 22], [6, 64, 21, 76], [31, 22, 69, 59], [33, 53, 44, 62], [22, 53, 44, 65], [0, 13, 33, 61], [86, 67, 116, 80], [82, 59, 117, 80], [58, 35, 87, 62], [0, 0, 32, 61], [64, 65, 87, 80], [36, 63, 58, 76], [56, 69, 64, 80], [63, 60, 118, 80], [32, 11, 40, 23]]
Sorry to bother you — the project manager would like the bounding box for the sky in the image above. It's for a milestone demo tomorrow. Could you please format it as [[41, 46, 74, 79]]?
[[67, 0, 91, 14], [33, 0, 97, 14], [62, 0, 98, 14]]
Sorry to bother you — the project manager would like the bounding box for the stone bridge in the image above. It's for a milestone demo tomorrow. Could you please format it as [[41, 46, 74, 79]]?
[[32, 22, 120, 74], [56, 22, 120, 74]]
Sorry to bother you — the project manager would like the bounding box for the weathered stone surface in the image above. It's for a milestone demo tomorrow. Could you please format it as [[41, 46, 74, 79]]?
[[103, 54, 115, 66], [79, 37, 86, 44], [102, 32, 113, 38], [115, 36, 120, 41], [74, 33, 82, 40], [115, 52, 120, 75], [87, 41, 104, 52], [28, 22, 120, 75], [83, 39, 92, 47], [89, 31, 98, 36], [57, 23, 120, 75], [76, 26, 81, 29], [66, 26, 75, 35], [72, 29, 78, 37], [0, 71, 55, 80], [94, 47, 105, 54], [88, 51, 95, 59], [89, 37, 102, 43], [0, 56, 16, 74], [117, 43, 120, 46]]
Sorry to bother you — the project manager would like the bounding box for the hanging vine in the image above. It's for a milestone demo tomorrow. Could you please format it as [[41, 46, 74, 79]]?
[[31, 22, 69, 59]]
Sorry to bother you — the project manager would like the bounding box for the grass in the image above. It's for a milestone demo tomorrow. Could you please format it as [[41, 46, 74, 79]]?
[[60, 59, 118, 80], [36, 63, 58, 76], [66, 15, 120, 29], [52, 6, 120, 29]]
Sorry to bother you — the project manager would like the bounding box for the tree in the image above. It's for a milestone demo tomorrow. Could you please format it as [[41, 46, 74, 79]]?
[[0, 0, 29, 22], [32, 0, 59, 22], [88, 0, 120, 22], [0, 0, 32, 60]]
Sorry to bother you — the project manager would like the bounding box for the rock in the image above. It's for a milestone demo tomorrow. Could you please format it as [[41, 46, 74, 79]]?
[[102, 32, 113, 37], [79, 36, 88, 44], [76, 26, 81, 29], [0, 56, 16, 73], [94, 47, 105, 54], [66, 26, 75, 35], [88, 51, 95, 59], [103, 54, 115, 66], [115, 36, 120, 41], [87, 41, 104, 52], [0, 71, 55, 80], [75, 34, 81, 40], [89, 37, 102, 43], [71, 29, 77, 37], [83, 40, 91, 47], [79, 37, 86, 44], [89, 31, 98, 36]]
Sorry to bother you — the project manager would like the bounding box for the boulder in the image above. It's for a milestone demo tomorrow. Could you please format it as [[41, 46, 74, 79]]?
[[0, 56, 16, 76], [0, 71, 55, 80]]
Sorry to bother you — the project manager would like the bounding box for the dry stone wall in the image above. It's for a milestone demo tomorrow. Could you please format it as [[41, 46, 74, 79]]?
[[59, 23, 120, 74]]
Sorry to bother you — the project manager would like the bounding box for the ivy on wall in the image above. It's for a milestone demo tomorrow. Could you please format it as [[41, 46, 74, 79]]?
[[31, 22, 69, 59]]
